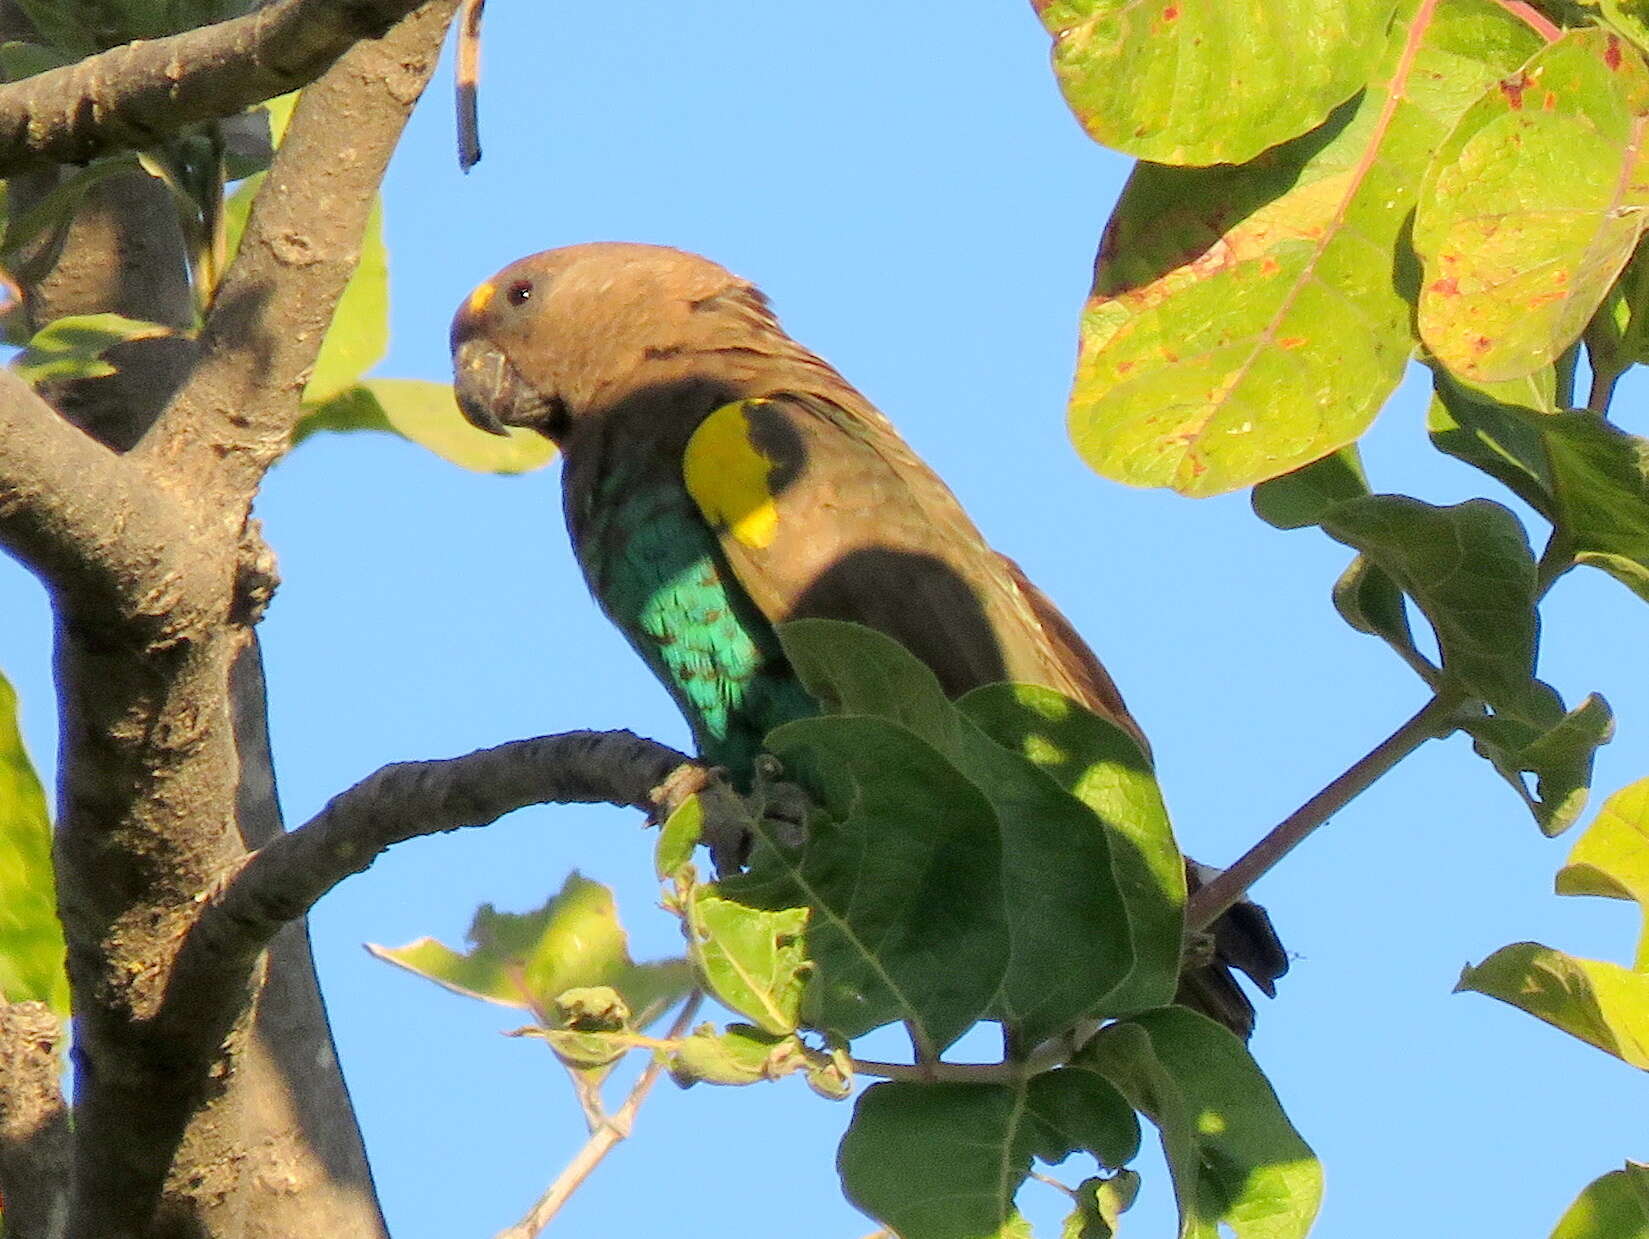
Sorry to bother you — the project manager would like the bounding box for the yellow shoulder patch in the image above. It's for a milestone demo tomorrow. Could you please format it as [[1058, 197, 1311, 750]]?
[[466, 281, 496, 315], [684, 400, 781, 550]]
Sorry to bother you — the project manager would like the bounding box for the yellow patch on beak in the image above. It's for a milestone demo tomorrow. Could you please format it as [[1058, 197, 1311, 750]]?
[[466, 281, 497, 315], [684, 400, 781, 549]]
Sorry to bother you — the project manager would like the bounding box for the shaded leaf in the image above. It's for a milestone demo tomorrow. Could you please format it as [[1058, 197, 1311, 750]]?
[[1549, 1164, 1649, 1239], [1066, 0, 1540, 496], [1024, 1067, 1141, 1170], [13, 313, 173, 385], [1330, 554, 1429, 678], [0, 41, 73, 81], [1034, 0, 1395, 166], [839, 1082, 1037, 1239], [1320, 495, 1538, 710], [729, 714, 1009, 1052], [1558, 775, 1649, 969], [1457, 941, 1649, 1068], [0, 672, 65, 1012], [777, 621, 1137, 1046], [1426, 367, 1559, 518], [1085, 1008, 1321, 1239], [1541, 410, 1649, 602], [1417, 29, 1649, 383], [1251, 446, 1371, 531], [294, 380, 556, 474], [960, 682, 1183, 1016], [369, 872, 691, 1026]]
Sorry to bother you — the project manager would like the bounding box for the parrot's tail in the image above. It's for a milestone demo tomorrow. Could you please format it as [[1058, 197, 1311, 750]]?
[[1176, 863, 1289, 1040]]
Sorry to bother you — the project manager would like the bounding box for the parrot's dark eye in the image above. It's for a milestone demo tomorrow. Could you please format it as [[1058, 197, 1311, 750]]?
[[506, 279, 533, 307]]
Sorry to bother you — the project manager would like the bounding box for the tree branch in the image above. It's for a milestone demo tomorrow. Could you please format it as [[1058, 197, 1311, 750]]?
[[161, 731, 701, 1059], [1184, 692, 1462, 934], [138, 0, 461, 501], [0, 1000, 70, 1239], [0, 369, 209, 635], [0, 0, 437, 174]]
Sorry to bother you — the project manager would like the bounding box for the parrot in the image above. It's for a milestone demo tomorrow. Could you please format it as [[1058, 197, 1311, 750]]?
[[450, 242, 1286, 1037]]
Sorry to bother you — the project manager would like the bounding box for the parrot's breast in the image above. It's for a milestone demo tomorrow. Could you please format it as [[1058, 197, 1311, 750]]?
[[574, 458, 816, 781]]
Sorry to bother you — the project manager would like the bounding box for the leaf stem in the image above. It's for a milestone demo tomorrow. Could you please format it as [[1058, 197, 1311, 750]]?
[[1184, 692, 1462, 933], [494, 990, 703, 1239]]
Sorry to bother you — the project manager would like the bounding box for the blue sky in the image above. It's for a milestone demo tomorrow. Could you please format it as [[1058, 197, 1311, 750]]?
[[4, 2, 1647, 1235]]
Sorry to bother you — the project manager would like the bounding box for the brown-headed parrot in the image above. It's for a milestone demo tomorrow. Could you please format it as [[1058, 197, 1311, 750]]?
[[450, 242, 1286, 1036]]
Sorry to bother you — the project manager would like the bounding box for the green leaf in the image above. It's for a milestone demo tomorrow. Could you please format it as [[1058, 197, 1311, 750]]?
[[1460, 692, 1615, 837], [1426, 368, 1559, 518], [1065, 0, 1541, 496], [303, 199, 388, 403], [1084, 1008, 1322, 1239], [1023, 1067, 1141, 1171], [1558, 776, 1649, 969], [839, 1082, 1037, 1239], [838, 1074, 1138, 1239], [1320, 496, 1539, 710], [728, 714, 1010, 1052], [1550, 1164, 1649, 1239], [681, 887, 809, 1036], [12, 313, 174, 385], [655, 793, 704, 880], [1416, 29, 1649, 383], [0, 41, 74, 81], [776, 620, 1138, 1047], [960, 682, 1184, 1017], [294, 380, 557, 474], [1457, 942, 1649, 1068], [0, 672, 66, 1012], [1062, 1172, 1140, 1239], [1541, 411, 1649, 602], [1034, 0, 1395, 166], [1251, 446, 1371, 531], [368, 872, 691, 1026], [664, 1021, 825, 1089], [1330, 554, 1429, 678]]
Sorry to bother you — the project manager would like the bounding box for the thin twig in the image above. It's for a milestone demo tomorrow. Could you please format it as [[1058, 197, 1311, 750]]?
[[1185, 692, 1462, 933], [496, 991, 705, 1239]]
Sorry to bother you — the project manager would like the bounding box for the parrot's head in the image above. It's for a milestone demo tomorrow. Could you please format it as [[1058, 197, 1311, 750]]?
[[450, 243, 781, 448]]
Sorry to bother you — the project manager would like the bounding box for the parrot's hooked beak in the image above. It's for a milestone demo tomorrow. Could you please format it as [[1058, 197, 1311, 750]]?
[[451, 335, 514, 437]]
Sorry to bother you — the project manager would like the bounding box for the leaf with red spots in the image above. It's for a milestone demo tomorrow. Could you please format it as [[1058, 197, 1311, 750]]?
[[1416, 29, 1649, 383], [1033, 0, 1396, 165], [1065, 0, 1540, 496]]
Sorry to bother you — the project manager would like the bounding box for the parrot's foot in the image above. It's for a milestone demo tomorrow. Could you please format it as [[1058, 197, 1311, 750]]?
[[697, 754, 810, 877]]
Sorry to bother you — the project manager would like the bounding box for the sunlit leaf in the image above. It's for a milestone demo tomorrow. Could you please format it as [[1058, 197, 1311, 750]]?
[[0, 672, 66, 1012], [1549, 1164, 1649, 1239], [1417, 29, 1649, 383], [1034, 0, 1395, 166], [681, 887, 809, 1036], [1558, 776, 1649, 969], [368, 872, 691, 1026], [1066, 0, 1540, 495], [1457, 941, 1649, 1068], [294, 380, 556, 474], [12, 313, 173, 385]]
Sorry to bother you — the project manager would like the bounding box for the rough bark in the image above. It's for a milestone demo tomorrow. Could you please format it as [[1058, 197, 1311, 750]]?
[[0, 3, 462, 1235]]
